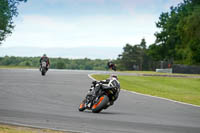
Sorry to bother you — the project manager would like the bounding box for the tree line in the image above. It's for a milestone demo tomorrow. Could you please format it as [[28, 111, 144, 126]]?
[[1, 0, 199, 71], [0, 56, 109, 70], [116, 0, 200, 70], [149, 0, 200, 65]]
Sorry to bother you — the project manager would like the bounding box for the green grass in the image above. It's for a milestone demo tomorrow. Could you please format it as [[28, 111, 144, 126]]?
[[92, 74, 200, 106], [0, 65, 37, 69], [119, 70, 200, 76], [0, 124, 70, 133]]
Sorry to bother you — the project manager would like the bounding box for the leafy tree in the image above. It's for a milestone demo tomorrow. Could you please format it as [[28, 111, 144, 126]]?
[[0, 0, 27, 44], [177, 5, 200, 64], [56, 59, 66, 69], [140, 38, 147, 50], [148, 0, 200, 65], [117, 38, 152, 70], [117, 44, 138, 70], [19, 60, 32, 66]]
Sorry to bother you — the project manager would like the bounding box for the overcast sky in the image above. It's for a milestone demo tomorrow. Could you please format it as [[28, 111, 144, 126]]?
[[0, 0, 183, 58]]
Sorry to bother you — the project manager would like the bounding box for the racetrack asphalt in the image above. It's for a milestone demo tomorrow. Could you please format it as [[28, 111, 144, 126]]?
[[0, 69, 200, 133]]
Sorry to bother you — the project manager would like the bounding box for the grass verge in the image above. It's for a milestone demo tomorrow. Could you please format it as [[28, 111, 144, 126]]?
[[92, 74, 200, 106], [119, 70, 200, 76], [0, 66, 37, 69], [0, 124, 72, 133]]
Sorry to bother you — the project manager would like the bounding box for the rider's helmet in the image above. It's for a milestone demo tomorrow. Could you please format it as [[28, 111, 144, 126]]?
[[109, 60, 113, 64], [110, 74, 118, 80], [43, 54, 47, 57]]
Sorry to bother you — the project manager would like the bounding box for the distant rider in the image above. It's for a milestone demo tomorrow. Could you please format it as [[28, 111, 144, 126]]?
[[88, 74, 120, 105], [107, 60, 116, 71], [39, 54, 50, 71]]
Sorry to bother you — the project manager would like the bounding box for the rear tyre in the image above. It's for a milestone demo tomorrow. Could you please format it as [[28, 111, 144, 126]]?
[[78, 99, 86, 112], [92, 95, 109, 113]]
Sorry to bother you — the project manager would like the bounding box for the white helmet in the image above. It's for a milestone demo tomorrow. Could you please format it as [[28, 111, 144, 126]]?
[[110, 74, 118, 80]]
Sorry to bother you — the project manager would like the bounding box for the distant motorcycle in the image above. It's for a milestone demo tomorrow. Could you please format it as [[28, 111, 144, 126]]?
[[79, 80, 120, 113], [40, 61, 48, 76], [107, 61, 117, 71], [111, 64, 117, 71]]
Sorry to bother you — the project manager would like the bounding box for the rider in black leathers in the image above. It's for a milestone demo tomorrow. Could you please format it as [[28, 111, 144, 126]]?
[[39, 54, 50, 71], [88, 74, 120, 105], [107, 60, 116, 71]]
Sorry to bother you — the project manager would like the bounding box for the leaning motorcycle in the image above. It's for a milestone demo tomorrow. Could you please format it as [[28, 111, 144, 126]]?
[[79, 81, 119, 113], [41, 61, 48, 76]]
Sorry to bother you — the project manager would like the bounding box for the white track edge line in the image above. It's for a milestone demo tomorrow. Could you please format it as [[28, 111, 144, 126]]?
[[88, 74, 200, 108], [88, 74, 97, 81]]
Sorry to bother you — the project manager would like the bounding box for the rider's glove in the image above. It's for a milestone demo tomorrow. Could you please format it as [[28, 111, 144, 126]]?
[[92, 81, 97, 85]]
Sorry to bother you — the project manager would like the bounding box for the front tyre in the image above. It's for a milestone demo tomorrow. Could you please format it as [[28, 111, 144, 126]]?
[[92, 95, 109, 113], [78, 99, 86, 112], [41, 68, 46, 76]]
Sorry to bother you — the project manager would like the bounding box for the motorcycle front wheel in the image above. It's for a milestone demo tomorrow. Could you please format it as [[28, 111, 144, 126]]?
[[78, 99, 86, 112], [41, 68, 46, 76], [92, 95, 109, 113]]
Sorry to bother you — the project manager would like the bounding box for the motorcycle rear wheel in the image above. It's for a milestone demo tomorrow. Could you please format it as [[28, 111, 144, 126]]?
[[92, 95, 109, 113]]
